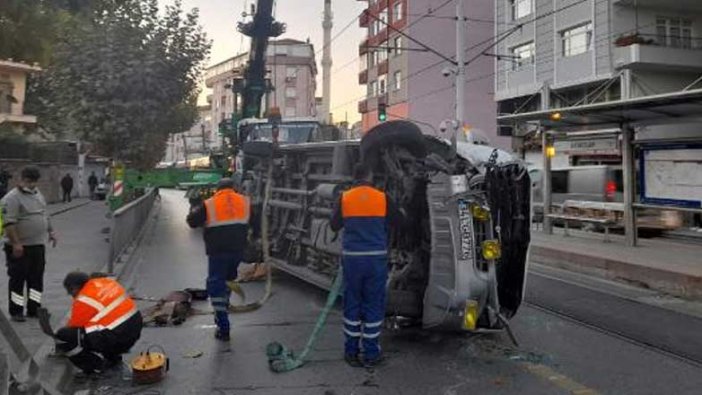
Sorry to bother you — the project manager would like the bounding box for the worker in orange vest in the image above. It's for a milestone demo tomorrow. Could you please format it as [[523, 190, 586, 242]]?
[[187, 178, 250, 341], [55, 271, 142, 376], [330, 163, 404, 368]]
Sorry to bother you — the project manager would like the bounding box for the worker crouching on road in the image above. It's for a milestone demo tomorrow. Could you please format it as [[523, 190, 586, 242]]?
[[55, 271, 143, 376], [330, 163, 404, 368], [186, 178, 250, 341]]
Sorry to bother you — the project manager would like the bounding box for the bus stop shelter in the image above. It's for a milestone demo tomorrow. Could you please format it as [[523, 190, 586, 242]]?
[[498, 88, 702, 246]]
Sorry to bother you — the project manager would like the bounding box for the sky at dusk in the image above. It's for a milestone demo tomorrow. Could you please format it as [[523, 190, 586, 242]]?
[[160, 0, 367, 124]]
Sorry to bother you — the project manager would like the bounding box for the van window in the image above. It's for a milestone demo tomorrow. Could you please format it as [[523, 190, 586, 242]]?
[[552, 170, 569, 193]]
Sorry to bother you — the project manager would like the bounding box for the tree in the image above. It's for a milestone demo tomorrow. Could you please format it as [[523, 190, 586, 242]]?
[[29, 0, 210, 168]]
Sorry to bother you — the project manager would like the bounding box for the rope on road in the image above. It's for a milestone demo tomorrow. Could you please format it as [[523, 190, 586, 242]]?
[[228, 159, 275, 313], [265, 266, 343, 373]]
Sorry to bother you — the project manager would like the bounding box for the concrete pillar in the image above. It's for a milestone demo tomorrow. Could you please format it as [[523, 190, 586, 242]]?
[[622, 125, 637, 246], [542, 129, 553, 234]]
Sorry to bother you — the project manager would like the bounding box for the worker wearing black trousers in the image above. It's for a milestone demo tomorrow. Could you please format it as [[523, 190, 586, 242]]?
[[187, 178, 250, 341], [0, 166, 57, 322], [55, 272, 142, 376], [330, 163, 404, 368]]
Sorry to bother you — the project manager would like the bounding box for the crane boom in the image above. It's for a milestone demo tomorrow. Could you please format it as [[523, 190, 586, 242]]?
[[236, 0, 286, 119]]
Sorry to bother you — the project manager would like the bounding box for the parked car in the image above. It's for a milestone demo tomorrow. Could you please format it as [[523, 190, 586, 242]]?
[[529, 164, 681, 231], [94, 180, 108, 200], [530, 165, 623, 210]]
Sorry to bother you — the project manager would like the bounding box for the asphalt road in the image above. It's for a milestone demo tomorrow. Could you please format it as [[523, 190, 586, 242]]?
[[71, 190, 702, 395]]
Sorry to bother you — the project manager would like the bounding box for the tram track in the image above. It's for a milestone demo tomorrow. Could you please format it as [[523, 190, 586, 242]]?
[[524, 272, 702, 368]]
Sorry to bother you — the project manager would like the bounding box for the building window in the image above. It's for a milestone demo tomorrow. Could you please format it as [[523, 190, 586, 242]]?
[[510, 0, 532, 21], [285, 87, 296, 98], [0, 81, 13, 114], [378, 41, 388, 62], [369, 51, 377, 67], [360, 53, 368, 71], [561, 23, 593, 57], [393, 2, 403, 22], [286, 66, 297, 78], [378, 75, 387, 95], [394, 36, 402, 56], [220, 95, 226, 108], [511, 42, 535, 70], [369, 22, 375, 37], [285, 107, 296, 117], [393, 71, 402, 90], [370, 80, 378, 96], [379, 9, 388, 28], [657, 17, 693, 48]]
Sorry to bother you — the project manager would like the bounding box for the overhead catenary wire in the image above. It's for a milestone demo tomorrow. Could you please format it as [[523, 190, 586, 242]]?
[[315, 13, 361, 57], [330, 0, 454, 77], [329, 0, 618, 114]]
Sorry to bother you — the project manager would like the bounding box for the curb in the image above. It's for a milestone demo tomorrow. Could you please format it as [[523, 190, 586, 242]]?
[[27, 199, 162, 394], [48, 201, 92, 217], [530, 244, 702, 300]]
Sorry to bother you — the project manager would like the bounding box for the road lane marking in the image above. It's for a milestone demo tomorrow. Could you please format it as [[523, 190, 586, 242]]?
[[522, 362, 601, 395]]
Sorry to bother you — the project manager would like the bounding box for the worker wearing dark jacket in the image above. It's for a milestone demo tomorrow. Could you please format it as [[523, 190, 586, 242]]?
[[330, 163, 403, 368], [187, 178, 250, 341], [55, 272, 142, 376]]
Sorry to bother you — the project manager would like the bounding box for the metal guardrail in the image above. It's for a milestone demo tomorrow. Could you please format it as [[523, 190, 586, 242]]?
[[107, 188, 157, 273]]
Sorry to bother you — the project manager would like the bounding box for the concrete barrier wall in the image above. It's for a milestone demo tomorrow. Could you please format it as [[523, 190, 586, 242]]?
[[108, 188, 157, 273]]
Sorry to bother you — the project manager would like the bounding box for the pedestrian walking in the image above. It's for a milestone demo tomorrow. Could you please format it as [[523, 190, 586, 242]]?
[[61, 173, 74, 203], [88, 171, 98, 200], [330, 163, 404, 368], [0, 166, 57, 322], [186, 178, 250, 341], [54, 271, 142, 377]]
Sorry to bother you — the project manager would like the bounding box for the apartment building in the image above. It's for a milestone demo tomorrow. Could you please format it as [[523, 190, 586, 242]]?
[[205, 39, 318, 136], [495, 0, 702, 163], [163, 105, 213, 164], [0, 59, 41, 130], [358, 0, 508, 149]]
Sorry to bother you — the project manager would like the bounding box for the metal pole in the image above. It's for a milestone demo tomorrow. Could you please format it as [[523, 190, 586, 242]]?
[[622, 125, 637, 246], [201, 123, 206, 153], [455, 0, 466, 127], [542, 129, 553, 234]]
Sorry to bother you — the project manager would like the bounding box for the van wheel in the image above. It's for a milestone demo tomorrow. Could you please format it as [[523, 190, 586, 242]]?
[[360, 121, 427, 171]]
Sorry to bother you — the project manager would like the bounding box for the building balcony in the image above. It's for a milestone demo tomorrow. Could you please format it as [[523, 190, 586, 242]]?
[[613, 40, 702, 72], [359, 69, 368, 84], [358, 99, 368, 113], [0, 113, 37, 125], [378, 60, 389, 75], [360, 9, 370, 28], [359, 39, 369, 56], [613, 0, 702, 11]]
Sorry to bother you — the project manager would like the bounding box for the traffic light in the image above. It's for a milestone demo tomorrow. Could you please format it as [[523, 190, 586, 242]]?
[[378, 102, 387, 122]]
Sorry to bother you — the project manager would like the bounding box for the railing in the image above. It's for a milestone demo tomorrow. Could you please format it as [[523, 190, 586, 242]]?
[[615, 33, 702, 50], [107, 187, 157, 273]]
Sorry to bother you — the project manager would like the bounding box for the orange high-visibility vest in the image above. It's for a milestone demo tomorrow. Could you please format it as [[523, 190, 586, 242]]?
[[204, 189, 250, 228], [341, 185, 388, 255], [68, 277, 138, 333]]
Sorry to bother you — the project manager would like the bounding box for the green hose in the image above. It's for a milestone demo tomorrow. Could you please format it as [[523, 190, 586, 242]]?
[[266, 266, 343, 373]]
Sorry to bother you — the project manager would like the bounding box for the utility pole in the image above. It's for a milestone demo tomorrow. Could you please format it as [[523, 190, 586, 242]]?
[[200, 123, 207, 153], [455, 0, 466, 128]]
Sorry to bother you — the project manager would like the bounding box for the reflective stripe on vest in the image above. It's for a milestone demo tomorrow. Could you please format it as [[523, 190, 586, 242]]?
[[342, 250, 388, 256], [78, 278, 137, 333], [204, 190, 250, 228]]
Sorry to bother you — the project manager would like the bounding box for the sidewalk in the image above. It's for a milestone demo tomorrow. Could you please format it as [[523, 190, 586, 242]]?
[[529, 227, 702, 299], [0, 200, 111, 390]]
